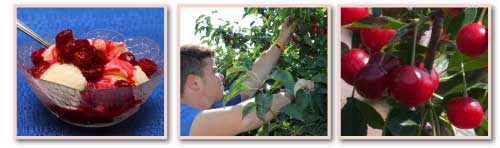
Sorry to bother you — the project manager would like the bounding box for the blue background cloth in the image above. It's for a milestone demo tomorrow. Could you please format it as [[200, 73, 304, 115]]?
[[16, 8, 165, 136]]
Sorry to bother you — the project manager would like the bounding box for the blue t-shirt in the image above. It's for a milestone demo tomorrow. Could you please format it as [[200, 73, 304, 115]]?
[[180, 94, 242, 136]]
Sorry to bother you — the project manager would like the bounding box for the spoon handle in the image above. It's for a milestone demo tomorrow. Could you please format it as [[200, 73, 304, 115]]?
[[17, 19, 50, 48]]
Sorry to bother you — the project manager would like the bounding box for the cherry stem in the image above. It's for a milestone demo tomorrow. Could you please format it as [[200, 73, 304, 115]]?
[[423, 10, 443, 73], [351, 30, 361, 48], [460, 56, 469, 97], [429, 101, 441, 136], [350, 86, 356, 98], [477, 8, 487, 25], [417, 106, 429, 136], [411, 21, 420, 66]]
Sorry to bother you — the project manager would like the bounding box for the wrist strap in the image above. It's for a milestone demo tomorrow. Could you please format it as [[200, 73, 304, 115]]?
[[274, 41, 286, 53]]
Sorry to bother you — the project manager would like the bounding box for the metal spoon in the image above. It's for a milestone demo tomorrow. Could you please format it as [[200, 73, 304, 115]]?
[[17, 19, 50, 48]]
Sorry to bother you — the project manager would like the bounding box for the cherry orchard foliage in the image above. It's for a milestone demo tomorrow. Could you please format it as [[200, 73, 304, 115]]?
[[341, 8, 488, 136], [195, 8, 328, 136]]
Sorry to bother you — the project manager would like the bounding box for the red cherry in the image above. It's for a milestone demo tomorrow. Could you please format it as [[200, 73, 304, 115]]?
[[28, 61, 51, 78], [118, 52, 138, 66], [55, 29, 73, 49], [31, 48, 46, 65], [57, 39, 76, 63], [72, 39, 96, 68], [418, 63, 439, 91], [94, 50, 108, 65], [447, 97, 483, 129], [341, 8, 369, 25], [114, 80, 134, 87], [442, 8, 464, 16], [456, 23, 487, 57], [81, 65, 104, 82], [311, 23, 318, 33], [360, 28, 396, 52], [389, 65, 434, 106], [354, 64, 389, 100], [322, 27, 327, 35], [367, 52, 402, 73], [341, 48, 369, 85], [294, 27, 299, 33], [138, 58, 157, 77]]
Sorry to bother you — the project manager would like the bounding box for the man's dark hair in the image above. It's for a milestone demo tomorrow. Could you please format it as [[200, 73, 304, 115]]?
[[180, 44, 215, 96]]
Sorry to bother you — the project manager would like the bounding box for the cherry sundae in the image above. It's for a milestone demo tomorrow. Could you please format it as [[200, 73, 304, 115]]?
[[24, 29, 161, 127]]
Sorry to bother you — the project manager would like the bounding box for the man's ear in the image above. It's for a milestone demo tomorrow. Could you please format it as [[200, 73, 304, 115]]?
[[186, 74, 202, 92]]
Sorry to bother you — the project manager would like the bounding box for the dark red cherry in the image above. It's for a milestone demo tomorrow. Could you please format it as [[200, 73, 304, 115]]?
[[31, 48, 46, 65], [341, 8, 369, 25], [57, 39, 76, 63], [354, 64, 389, 100], [118, 52, 138, 65], [456, 23, 487, 57], [55, 29, 73, 48], [81, 65, 104, 82], [360, 28, 396, 52], [114, 80, 134, 87], [367, 52, 402, 73], [94, 50, 108, 65], [341, 48, 369, 85], [389, 65, 434, 106], [311, 23, 318, 33], [138, 58, 157, 77], [447, 97, 483, 129]]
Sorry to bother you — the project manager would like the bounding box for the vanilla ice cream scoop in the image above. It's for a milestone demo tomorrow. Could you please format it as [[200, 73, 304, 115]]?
[[40, 63, 88, 90]]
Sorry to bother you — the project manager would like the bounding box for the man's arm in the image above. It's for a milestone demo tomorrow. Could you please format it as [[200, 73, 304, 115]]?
[[240, 18, 293, 101], [189, 92, 292, 136]]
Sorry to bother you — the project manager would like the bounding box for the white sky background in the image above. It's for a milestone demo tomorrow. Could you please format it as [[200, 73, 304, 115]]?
[[179, 7, 260, 45]]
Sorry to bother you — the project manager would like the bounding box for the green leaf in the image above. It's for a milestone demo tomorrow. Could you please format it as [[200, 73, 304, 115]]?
[[341, 97, 367, 136], [385, 105, 420, 136], [225, 66, 249, 76], [395, 43, 427, 65], [343, 16, 405, 29], [271, 70, 295, 93], [255, 92, 273, 121], [281, 104, 304, 121], [311, 72, 327, 84], [447, 53, 488, 72], [223, 75, 252, 106], [351, 98, 385, 129], [474, 117, 489, 136], [295, 90, 311, 111], [242, 102, 256, 119]]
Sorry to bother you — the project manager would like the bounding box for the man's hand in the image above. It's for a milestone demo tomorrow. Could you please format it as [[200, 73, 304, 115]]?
[[293, 79, 315, 95], [276, 17, 294, 46]]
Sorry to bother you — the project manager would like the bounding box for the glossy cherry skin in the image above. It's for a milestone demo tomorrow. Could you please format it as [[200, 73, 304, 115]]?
[[447, 97, 483, 129], [341, 8, 369, 25], [360, 28, 396, 52], [418, 63, 439, 91], [456, 23, 488, 57], [367, 52, 402, 73], [341, 48, 370, 85], [389, 65, 434, 106], [354, 64, 389, 100]]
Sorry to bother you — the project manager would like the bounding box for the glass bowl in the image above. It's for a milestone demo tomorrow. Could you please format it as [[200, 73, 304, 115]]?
[[17, 30, 164, 127]]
